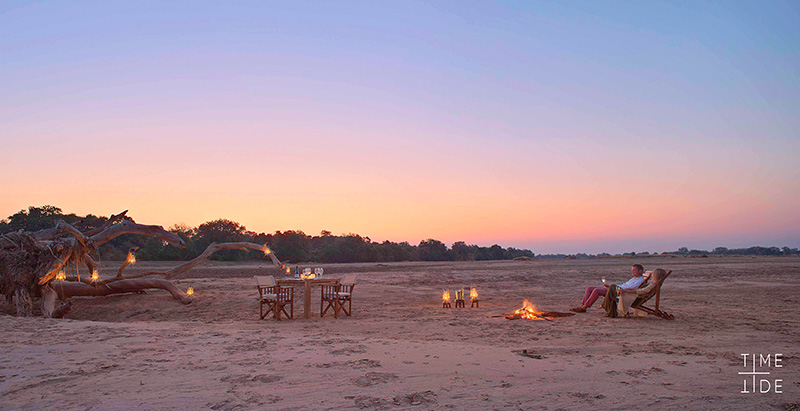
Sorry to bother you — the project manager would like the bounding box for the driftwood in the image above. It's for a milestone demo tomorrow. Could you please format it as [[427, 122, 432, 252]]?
[[0, 212, 285, 318]]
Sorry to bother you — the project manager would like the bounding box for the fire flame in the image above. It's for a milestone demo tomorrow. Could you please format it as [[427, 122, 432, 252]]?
[[512, 300, 546, 320], [186, 287, 194, 296], [91, 270, 99, 281], [263, 246, 271, 255], [127, 253, 136, 265], [442, 289, 451, 302], [470, 287, 478, 299], [55, 270, 66, 281]]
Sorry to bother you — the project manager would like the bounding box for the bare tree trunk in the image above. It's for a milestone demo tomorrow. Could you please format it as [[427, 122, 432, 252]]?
[[1, 211, 285, 318], [13, 288, 33, 317], [55, 279, 193, 304], [41, 284, 57, 318]]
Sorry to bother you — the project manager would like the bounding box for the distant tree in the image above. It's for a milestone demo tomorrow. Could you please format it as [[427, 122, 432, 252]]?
[[1, 205, 80, 233], [418, 238, 448, 261], [488, 244, 507, 260], [192, 219, 250, 260], [138, 224, 195, 260], [325, 234, 375, 263], [272, 230, 311, 263], [451, 241, 477, 261], [506, 247, 534, 259]]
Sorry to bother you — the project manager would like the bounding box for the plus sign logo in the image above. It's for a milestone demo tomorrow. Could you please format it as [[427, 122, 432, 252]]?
[[740, 354, 783, 394]]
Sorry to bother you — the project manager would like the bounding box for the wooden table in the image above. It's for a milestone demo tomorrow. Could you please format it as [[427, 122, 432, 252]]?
[[277, 278, 340, 319]]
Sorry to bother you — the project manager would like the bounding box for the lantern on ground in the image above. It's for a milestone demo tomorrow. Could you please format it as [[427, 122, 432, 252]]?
[[442, 289, 451, 308]]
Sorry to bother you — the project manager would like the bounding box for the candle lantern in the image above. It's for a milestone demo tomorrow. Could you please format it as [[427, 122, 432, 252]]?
[[470, 287, 479, 308], [454, 289, 466, 308]]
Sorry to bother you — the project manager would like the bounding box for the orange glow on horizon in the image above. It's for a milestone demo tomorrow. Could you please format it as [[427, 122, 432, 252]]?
[[2, 127, 798, 253]]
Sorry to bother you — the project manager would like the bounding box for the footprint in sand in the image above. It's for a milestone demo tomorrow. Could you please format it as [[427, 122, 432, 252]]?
[[393, 391, 437, 406], [351, 372, 398, 387]]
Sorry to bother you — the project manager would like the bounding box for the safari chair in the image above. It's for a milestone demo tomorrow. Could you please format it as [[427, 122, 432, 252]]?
[[337, 274, 357, 316], [255, 276, 294, 320], [630, 270, 674, 320], [321, 274, 357, 318], [321, 282, 340, 318]]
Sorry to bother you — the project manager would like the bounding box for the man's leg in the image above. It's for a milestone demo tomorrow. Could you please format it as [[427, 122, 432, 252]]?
[[584, 287, 607, 308], [581, 286, 597, 305], [574, 286, 603, 312]]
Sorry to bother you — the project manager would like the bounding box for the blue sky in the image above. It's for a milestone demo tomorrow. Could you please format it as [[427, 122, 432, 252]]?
[[1, 1, 799, 253]]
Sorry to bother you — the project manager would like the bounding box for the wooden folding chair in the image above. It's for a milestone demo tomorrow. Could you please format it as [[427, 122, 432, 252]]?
[[337, 274, 357, 316], [321, 274, 357, 318], [630, 270, 674, 320], [255, 276, 294, 320], [321, 282, 340, 319]]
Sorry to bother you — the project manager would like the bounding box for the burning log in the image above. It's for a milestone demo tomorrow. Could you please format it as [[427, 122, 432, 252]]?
[[504, 300, 575, 321]]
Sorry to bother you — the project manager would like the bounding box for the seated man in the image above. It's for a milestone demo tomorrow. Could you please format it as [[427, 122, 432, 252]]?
[[614, 268, 666, 317], [570, 263, 646, 313]]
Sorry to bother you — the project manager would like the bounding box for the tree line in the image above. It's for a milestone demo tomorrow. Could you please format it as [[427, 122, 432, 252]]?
[[536, 246, 800, 259], [4, 206, 797, 262], [0, 206, 535, 262]]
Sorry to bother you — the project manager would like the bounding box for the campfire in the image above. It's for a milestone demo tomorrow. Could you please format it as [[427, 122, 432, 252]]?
[[504, 300, 575, 321]]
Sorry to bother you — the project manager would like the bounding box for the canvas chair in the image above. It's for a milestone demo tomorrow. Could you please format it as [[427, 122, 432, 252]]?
[[255, 275, 294, 320], [321, 274, 357, 318], [629, 270, 674, 320], [321, 282, 339, 318], [337, 274, 357, 316]]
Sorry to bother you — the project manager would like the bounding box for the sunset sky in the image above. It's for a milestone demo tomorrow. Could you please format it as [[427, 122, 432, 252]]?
[[2, 1, 798, 254]]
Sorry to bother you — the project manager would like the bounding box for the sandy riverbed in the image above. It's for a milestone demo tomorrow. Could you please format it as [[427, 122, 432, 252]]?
[[1, 256, 799, 410]]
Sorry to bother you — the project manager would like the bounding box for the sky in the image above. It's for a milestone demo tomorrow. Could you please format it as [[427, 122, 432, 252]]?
[[1, 1, 799, 254]]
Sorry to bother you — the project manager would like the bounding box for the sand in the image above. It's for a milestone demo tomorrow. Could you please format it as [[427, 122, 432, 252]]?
[[1, 256, 799, 410]]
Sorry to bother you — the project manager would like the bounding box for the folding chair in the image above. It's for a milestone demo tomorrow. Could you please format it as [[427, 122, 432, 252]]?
[[321, 274, 357, 318], [255, 275, 294, 320], [336, 274, 357, 316], [321, 282, 340, 318], [630, 270, 674, 320]]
